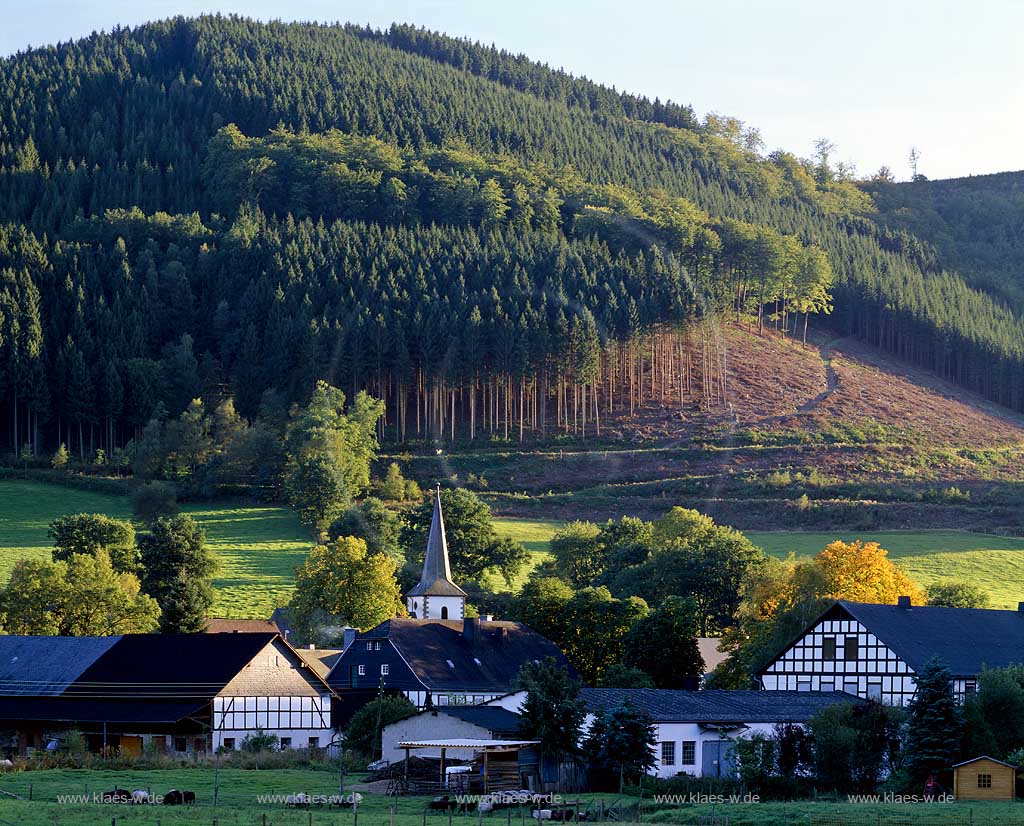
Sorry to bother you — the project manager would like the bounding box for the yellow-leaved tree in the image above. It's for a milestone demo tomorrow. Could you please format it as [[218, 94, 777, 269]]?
[[794, 540, 924, 606]]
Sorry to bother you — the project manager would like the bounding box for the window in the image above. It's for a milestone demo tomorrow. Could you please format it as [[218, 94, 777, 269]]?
[[978, 773, 992, 789], [374, 641, 382, 651], [357, 665, 366, 676], [381, 664, 390, 676], [867, 683, 882, 701], [280, 738, 292, 749], [680, 741, 696, 766], [822, 638, 836, 660], [309, 737, 319, 749], [660, 742, 675, 766], [174, 737, 187, 753], [366, 642, 373, 651], [964, 679, 978, 696], [844, 636, 859, 661], [223, 738, 235, 750]]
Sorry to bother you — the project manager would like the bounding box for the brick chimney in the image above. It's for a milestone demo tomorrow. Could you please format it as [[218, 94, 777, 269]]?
[[897, 595, 912, 609]]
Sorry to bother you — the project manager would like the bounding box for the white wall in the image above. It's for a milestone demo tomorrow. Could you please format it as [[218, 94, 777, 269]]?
[[582, 715, 791, 779], [212, 694, 333, 751], [407, 595, 465, 620], [382, 710, 494, 764], [761, 616, 918, 705]]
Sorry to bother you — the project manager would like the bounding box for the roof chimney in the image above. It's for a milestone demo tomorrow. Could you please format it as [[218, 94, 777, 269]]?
[[463, 616, 480, 644], [1018, 602, 1024, 613], [897, 595, 912, 609]]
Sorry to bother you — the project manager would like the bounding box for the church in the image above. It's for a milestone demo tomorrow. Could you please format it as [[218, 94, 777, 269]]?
[[326, 487, 570, 721]]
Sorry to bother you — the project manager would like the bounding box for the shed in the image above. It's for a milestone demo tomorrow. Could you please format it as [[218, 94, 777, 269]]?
[[953, 756, 1017, 801]]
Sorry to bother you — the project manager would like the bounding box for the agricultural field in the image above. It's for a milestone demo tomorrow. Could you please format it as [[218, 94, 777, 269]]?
[[0, 767, 1019, 826], [0, 480, 312, 619], [0, 482, 558, 619], [747, 529, 1024, 609]]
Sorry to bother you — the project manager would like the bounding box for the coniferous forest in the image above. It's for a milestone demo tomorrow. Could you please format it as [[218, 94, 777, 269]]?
[[1, 15, 1023, 470]]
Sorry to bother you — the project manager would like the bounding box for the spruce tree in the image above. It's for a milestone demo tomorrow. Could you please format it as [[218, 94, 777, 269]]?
[[902, 657, 961, 787]]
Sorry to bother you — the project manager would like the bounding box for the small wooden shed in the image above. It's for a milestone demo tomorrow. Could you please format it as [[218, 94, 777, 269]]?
[[953, 756, 1017, 801]]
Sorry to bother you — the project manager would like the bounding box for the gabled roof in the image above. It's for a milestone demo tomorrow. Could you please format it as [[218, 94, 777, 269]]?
[[579, 689, 858, 723], [0, 636, 120, 696], [65, 633, 281, 699], [953, 755, 1019, 769], [0, 697, 208, 724], [439, 705, 521, 734], [405, 487, 467, 599], [329, 618, 570, 692], [835, 601, 1024, 676]]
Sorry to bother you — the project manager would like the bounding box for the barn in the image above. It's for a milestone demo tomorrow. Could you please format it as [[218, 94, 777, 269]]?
[[953, 756, 1017, 802], [0, 632, 334, 756]]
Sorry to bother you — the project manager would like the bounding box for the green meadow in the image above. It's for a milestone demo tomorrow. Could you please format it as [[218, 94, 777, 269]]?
[[0, 767, 1019, 826], [746, 529, 1024, 608], [4, 479, 1022, 615], [0, 480, 311, 619]]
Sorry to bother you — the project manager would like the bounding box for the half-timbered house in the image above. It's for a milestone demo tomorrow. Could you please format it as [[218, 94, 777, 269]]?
[[759, 597, 1024, 705]]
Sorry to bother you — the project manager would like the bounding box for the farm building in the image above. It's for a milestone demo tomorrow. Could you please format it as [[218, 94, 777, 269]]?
[[0, 632, 334, 756], [579, 688, 858, 778], [953, 756, 1017, 801], [759, 597, 1024, 705], [327, 490, 571, 721], [382, 705, 522, 764]]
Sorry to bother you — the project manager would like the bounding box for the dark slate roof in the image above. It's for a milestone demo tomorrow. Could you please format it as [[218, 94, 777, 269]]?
[[335, 618, 570, 691], [65, 633, 280, 699], [440, 705, 521, 734], [579, 689, 858, 723], [0, 636, 120, 696], [0, 697, 208, 723], [837, 601, 1024, 676], [405, 487, 467, 598]]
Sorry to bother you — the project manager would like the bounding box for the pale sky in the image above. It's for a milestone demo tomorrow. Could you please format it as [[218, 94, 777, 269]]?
[[4, 0, 1022, 181]]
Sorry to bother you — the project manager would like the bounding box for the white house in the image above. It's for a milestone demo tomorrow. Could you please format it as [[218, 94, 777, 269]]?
[[579, 688, 856, 778], [758, 598, 1024, 706]]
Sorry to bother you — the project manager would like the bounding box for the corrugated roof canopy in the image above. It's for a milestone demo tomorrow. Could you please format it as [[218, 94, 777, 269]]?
[[398, 739, 539, 750]]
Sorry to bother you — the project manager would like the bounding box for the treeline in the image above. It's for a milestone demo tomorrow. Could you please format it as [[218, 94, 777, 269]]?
[[0, 15, 1022, 441]]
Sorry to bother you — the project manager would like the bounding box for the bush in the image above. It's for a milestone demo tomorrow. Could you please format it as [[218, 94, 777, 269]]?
[[131, 480, 179, 524], [240, 728, 280, 753]]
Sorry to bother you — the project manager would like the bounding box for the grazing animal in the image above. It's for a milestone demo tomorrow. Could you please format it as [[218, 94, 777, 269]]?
[[183, 790, 196, 805], [429, 795, 454, 811], [101, 789, 132, 804], [286, 792, 310, 808], [163, 789, 183, 806], [131, 789, 151, 804]]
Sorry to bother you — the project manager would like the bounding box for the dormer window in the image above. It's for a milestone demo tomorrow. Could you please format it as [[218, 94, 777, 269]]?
[[366, 642, 373, 651]]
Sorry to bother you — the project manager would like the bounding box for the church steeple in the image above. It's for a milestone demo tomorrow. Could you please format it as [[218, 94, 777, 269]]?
[[404, 485, 466, 620]]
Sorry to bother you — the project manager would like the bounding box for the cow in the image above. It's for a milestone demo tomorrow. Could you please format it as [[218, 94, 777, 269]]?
[[286, 792, 310, 808], [131, 790, 151, 805], [100, 789, 132, 804], [163, 790, 183, 806], [183, 790, 196, 805]]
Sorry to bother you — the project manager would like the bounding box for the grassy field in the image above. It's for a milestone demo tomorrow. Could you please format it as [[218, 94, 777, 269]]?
[[747, 529, 1024, 608], [0, 768, 1021, 826], [0, 480, 311, 619]]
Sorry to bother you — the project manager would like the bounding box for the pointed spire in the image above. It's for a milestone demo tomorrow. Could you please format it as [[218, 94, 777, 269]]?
[[405, 484, 467, 599]]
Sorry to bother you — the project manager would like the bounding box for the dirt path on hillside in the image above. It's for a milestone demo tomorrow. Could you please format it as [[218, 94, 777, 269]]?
[[796, 337, 842, 413]]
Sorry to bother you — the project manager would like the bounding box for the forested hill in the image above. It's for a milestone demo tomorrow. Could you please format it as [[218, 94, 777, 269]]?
[[865, 170, 1024, 309], [0, 16, 1022, 460]]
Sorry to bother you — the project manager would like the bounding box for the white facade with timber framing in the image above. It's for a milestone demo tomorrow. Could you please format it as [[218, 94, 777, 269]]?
[[758, 597, 1024, 706]]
